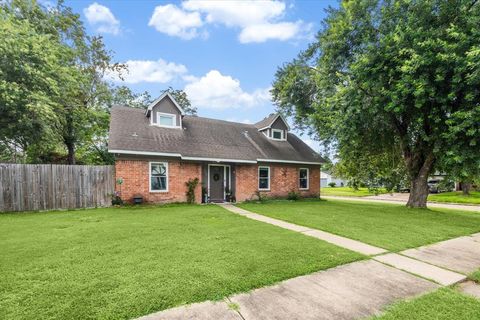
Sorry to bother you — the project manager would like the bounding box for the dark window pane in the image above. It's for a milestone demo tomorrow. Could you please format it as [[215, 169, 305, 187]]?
[[259, 168, 269, 178], [259, 178, 269, 189], [273, 130, 282, 139], [300, 169, 308, 179], [151, 163, 167, 191], [300, 179, 308, 189]]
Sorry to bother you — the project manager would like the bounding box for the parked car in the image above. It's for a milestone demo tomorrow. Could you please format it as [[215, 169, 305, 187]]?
[[428, 179, 444, 193]]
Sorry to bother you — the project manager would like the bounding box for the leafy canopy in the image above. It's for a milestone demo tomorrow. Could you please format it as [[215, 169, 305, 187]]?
[[272, 0, 480, 206]]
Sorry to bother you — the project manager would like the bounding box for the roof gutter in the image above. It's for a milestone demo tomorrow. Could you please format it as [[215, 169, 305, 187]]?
[[108, 149, 256, 163], [256, 158, 324, 165], [108, 149, 323, 165]]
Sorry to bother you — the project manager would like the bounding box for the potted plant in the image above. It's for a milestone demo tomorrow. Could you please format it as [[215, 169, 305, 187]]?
[[225, 187, 231, 202], [202, 186, 208, 203]]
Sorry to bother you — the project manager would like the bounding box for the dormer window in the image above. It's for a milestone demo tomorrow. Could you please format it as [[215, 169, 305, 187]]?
[[272, 129, 284, 140], [146, 92, 185, 129], [157, 113, 176, 127], [255, 113, 290, 142]]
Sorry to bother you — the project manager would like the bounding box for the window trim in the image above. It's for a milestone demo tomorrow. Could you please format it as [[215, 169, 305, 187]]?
[[156, 112, 178, 128], [149, 162, 169, 192], [258, 166, 271, 191], [299, 168, 309, 190], [271, 129, 285, 141]]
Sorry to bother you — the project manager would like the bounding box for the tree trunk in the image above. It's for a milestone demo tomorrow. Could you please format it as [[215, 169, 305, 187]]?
[[64, 111, 76, 165], [405, 152, 435, 208], [462, 182, 471, 195], [66, 141, 75, 165], [407, 175, 429, 208]]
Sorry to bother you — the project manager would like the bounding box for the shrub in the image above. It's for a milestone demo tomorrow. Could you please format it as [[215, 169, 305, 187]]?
[[111, 191, 123, 205], [185, 178, 200, 204], [255, 190, 268, 202], [328, 182, 336, 188], [287, 190, 301, 201]]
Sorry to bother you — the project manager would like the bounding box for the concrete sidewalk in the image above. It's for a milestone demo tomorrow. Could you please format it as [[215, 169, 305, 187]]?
[[321, 195, 480, 212], [136, 205, 480, 320], [138, 260, 438, 320]]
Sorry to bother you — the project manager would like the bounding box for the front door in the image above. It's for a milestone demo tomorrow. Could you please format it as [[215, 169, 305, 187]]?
[[209, 166, 224, 202]]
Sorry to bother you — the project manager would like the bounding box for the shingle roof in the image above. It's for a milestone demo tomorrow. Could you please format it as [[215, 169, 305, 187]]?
[[254, 113, 278, 129], [108, 106, 325, 164]]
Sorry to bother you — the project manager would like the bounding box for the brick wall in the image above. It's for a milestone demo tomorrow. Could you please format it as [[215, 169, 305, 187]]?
[[235, 164, 320, 202], [115, 160, 202, 204]]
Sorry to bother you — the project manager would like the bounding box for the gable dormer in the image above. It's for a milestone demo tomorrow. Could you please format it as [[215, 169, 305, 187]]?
[[145, 92, 184, 128], [255, 113, 290, 141]]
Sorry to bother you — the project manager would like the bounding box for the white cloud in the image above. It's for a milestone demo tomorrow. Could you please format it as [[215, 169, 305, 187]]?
[[84, 3, 120, 35], [107, 59, 188, 84], [182, 0, 285, 28], [148, 0, 310, 43], [148, 4, 204, 40], [184, 70, 271, 110], [239, 21, 309, 43]]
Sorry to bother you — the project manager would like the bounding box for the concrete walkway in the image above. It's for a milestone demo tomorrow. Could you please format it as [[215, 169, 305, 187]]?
[[218, 203, 387, 256], [138, 260, 438, 320], [321, 195, 480, 212], [136, 205, 480, 320]]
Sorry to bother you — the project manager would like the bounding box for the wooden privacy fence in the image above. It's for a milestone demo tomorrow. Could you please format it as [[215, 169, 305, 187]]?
[[0, 164, 115, 212]]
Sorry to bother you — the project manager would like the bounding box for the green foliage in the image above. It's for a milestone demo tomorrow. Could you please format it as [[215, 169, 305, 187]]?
[[272, 0, 480, 207], [165, 87, 197, 115], [185, 178, 200, 204], [111, 193, 123, 206], [111, 85, 152, 109], [328, 182, 336, 188], [287, 190, 301, 201], [254, 190, 268, 202], [0, 7, 69, 162], [0, 0, 125, 165]]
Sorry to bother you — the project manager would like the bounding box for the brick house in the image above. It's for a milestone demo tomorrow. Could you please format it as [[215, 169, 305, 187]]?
[[108, 92, 324, 204]]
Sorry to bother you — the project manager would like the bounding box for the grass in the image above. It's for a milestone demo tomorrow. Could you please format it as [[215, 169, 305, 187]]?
[[371, 288, 480, 320], [428, 191, 480, 205], [238, 200, 480, 251], [0, 204, 362, 320], [321, 187, 388, 197], [470, 269, 480, 283]]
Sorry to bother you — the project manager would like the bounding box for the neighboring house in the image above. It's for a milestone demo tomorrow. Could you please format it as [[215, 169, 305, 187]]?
[[108, 92, 324, 204], [320, 171, 347, 188]]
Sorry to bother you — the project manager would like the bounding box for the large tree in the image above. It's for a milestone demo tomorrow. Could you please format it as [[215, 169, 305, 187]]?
[[2, 0, 124, 164], [272, 0, 480, 207], [0, 4, 73, 162]]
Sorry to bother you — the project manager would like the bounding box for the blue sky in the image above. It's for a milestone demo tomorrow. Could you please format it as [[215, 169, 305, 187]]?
[[65, 0, 337, 151]]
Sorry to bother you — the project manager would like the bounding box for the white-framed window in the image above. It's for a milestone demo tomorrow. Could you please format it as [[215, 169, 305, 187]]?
[[258, 166, 270, 190], [299, 168, 309, 190], [150, 162, 168, 192], [272, 129, 284, 140], [157, 112, 176, 127]]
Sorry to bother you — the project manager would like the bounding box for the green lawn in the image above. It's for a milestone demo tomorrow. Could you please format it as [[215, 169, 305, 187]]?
[[321, 187, 388, 197], [428, 191, 480, 205], [0, 204, 362, 320], [371, 288, 480, 320], [238, 200, 480, 251], [470, 269, 480, 283]]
